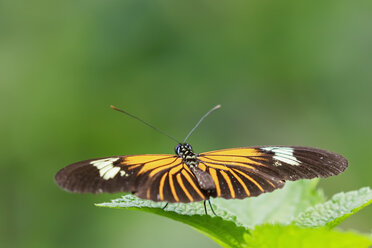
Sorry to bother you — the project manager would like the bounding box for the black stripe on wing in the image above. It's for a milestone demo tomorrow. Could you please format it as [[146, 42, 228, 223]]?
[[198, 160, 285, 200], [136, 163, 207, 203]]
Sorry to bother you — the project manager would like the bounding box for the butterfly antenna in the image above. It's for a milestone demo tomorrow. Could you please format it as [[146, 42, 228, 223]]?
[[110, 105, 181, 143], [184, 104, 221, 143]]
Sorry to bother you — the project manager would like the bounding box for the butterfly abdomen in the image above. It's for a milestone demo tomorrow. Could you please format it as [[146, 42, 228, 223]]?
[[189, 166, 216, 191]]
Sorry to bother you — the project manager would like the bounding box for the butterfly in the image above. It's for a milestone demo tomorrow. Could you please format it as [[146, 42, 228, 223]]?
[[55, 105, 348, 214]]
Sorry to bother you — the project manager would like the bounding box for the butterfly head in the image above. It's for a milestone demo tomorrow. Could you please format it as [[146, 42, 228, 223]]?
[[175, 143, 194, 157]]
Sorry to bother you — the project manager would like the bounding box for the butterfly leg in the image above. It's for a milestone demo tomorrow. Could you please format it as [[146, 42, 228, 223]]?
[[208, 200, 217, 216], [203, 200, 208, 215], [162, 203, 168, 210]]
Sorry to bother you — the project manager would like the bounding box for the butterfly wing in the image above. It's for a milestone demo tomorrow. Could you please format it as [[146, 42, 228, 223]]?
[[55, 147, 348, 202], [197, 146, 348, 200], [55, 154, 207, 203]]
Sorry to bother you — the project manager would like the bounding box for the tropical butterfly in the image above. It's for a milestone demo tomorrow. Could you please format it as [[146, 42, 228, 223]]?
[[55, 105, 348, 215]]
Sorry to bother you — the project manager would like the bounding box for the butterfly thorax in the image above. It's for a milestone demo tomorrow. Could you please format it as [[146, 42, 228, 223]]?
[[175, 143, 198, 166], [175, 143, 216, 191]]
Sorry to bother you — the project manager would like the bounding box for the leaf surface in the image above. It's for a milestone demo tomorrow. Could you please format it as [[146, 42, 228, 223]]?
[[214, 180, 324, 227], [294, 187, 372, 228], [97, 195, 248, 248], [244, 224, 372, 248]]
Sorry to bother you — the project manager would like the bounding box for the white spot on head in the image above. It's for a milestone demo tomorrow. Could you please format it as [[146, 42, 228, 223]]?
[[120, 170, 126, 176], [90, 158, 120, 180], [261, 147, 301, 166]]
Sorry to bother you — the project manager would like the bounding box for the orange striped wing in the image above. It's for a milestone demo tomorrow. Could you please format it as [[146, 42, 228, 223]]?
[[198, 146, 348, 200], [55, 154, 206, 203]]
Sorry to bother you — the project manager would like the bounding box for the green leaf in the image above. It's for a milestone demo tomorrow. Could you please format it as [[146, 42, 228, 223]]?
[[96, 195, 249, 248], [96, 180, 325, 247], [294, 187, 372, 228], [244, 224, 372, 248], [213, 180, 324, 228], [96, 184, 372, 248]]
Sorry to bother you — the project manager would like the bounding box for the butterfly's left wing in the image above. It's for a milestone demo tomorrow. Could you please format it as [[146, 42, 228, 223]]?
[[197, 146, 348, 200], [55, 154, 207, 203]]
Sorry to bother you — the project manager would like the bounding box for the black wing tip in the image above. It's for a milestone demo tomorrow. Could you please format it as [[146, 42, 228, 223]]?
[[290, 146, 348, 168], [54, 168, 83, 194], [54, 167, 70, 190], [295, 146, 349, 177], [54, 158, 103, 194], [55, 157, 129, 194], [313, 147, 349, 172], [324, 152, 349, 177]]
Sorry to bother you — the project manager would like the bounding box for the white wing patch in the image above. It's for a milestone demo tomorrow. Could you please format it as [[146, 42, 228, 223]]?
[[90, 158, 122, 180], [261, 147, 301, 166]]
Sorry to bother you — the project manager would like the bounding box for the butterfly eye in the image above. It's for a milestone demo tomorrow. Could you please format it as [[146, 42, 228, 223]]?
[[187, 144, 193, 151], [174, 144, 182, 155]]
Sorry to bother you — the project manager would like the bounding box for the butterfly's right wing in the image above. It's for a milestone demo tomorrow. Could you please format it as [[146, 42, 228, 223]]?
[[198, 146, 348, 200], [55, 154, 206, 203]]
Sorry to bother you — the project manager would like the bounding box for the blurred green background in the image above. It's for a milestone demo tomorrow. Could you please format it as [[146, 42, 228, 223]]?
[[1, 0, 372, 247]]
